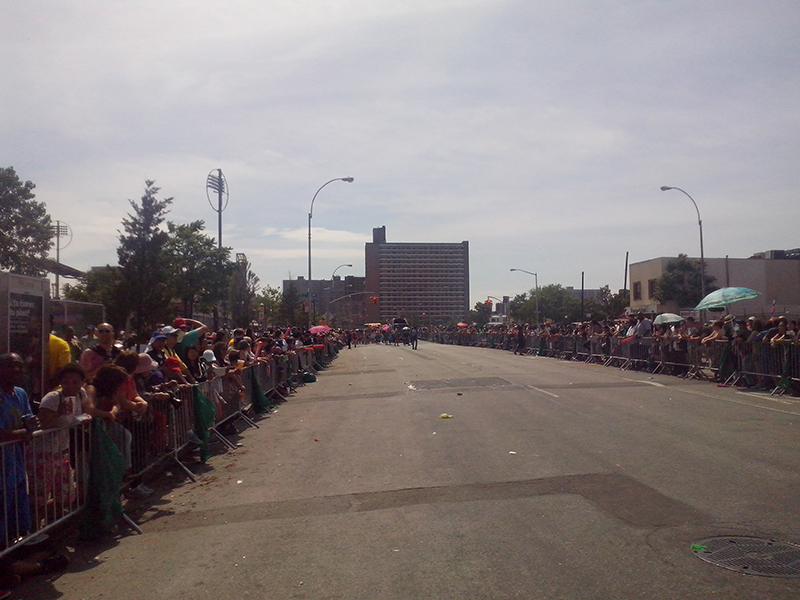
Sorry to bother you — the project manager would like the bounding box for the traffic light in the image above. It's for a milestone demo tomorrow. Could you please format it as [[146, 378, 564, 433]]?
[[370, 296, 378, 304]]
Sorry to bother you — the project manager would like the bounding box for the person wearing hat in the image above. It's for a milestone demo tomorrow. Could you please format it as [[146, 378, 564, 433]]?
[[162, 356, 190, 385], [79, 324, 98, 350], [146, 330, 169, 368]]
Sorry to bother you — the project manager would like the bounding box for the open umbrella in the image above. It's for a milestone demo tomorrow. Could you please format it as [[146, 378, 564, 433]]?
[[457, 322, 469, 327], [653, 313, 684, 325], [309, 325, 330, 334], [695, 287, 761, 311]]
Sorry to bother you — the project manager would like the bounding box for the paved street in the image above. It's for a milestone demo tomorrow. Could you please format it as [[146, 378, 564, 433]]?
[[27, 341, 800, 599]]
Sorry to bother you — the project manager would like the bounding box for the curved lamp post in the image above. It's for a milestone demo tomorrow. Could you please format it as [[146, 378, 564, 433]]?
[[660, 186, 706, 303], [331, 263, 353, 279], [510, 268, 539, 325], [308, 177, 354, 327]]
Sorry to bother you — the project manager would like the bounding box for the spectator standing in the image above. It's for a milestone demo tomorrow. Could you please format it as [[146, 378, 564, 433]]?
[[79, 325, 98, 349], [47, 333, 72, 392], [61, 326, 82, 362], [79, 324, 120, 381], [30, 363, 92, 520], [173, 318, 210, 357], [0, 354, 36, 545]]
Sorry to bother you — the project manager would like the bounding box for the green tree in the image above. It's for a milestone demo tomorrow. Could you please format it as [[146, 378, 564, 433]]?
[[229, 261, 260, 328], [117, 181, 173, 335], [653, 254, 716, 309], [584, 286, 630, 321], [510, 285, 581, 324], [280, 283, 304, 327], [252, 285, 283, 327], [62, 267, 128, 330], [165, 221, 232, 317], [0, 167, 53, 276], [468, 300, 492, 328]]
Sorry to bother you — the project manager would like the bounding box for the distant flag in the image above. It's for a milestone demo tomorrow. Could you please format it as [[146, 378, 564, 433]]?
[[770, 298, 777, 318]]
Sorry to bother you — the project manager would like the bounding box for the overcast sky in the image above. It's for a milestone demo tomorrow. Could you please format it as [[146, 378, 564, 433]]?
[[3, 1, 798, 308]]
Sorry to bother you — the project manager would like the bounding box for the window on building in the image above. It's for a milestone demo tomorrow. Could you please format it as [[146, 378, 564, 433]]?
[[648, 279, 657, 299], [633, 281, 642, 301]]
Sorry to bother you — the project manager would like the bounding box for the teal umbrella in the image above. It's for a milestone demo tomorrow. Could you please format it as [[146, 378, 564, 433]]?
[[653, 313, 683, 325], [694, 287, 760, 311]]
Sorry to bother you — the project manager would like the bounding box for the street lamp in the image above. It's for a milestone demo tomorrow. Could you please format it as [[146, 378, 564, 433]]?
[[510, 268, 539, 325], [331, 263, 353, 279], [308, 177, 354, 327], [660, 186, 706, 304]]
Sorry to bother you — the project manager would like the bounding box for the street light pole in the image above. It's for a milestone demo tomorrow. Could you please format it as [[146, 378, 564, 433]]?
[[660, 186, 706, 303], [510, 268, 539, 325], [331, 263, 353, 280], [307, 177, 354, 328]]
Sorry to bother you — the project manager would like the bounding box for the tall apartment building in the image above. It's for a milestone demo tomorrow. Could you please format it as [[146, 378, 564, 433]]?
[[364, 226, 470, 324]]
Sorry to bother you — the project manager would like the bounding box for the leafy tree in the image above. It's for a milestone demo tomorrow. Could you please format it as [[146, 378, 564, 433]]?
[[252, 285, 283, 327], [229, 261, 260, 327], [510, 284, 581, 324], [165, 221, 232, 317], [117, 180, 173, 335], [62, 267, 128, 330], [653, 254, 716, 309], [280, 283, 305, 327], [468, 300, 492, 327], [0, 167, 53, 276], [584, 286, 630, 321]]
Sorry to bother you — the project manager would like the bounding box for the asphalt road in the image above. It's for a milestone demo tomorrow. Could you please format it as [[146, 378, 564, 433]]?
[[26, 341, 800, 599]]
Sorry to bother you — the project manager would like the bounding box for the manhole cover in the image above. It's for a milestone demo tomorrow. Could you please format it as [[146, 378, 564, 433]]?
[[691, 536, 800, 577]]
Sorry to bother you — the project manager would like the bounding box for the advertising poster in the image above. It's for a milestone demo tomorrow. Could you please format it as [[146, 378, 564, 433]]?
[[8, 292, 44, 402]]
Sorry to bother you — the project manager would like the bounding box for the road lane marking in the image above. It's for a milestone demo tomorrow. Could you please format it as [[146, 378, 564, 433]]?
[[525, 385, 559, 398]]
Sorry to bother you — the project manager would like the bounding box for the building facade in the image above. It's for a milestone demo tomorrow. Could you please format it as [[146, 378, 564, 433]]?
[[629, 250, 800, 318], [364, 226, 470, 324], [283, 275, 366, 327]]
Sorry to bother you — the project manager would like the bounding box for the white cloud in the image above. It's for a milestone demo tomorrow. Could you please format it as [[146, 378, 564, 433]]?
[[2, 0, 799, 307]]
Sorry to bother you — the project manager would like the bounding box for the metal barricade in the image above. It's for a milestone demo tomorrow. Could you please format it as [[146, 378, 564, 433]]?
[[2, 417, 92, 554]]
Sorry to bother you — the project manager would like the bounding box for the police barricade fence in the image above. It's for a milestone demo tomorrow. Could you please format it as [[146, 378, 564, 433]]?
[[1, 417, 92, 555], [0, 351, 340, 556], [422, 331, 800, 393]]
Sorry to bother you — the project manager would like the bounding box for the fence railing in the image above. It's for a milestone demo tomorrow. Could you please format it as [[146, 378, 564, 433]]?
[[421, 332, 799, 393], [0, 342, 341, 555]]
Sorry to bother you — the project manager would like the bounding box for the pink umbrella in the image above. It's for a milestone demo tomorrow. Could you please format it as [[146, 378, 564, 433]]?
[[457, 322, 469, 327], [310, 325, 330, 334]]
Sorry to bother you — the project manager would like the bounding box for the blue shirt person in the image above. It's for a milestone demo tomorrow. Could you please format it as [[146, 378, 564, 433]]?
[[0, 353, 36, 546]]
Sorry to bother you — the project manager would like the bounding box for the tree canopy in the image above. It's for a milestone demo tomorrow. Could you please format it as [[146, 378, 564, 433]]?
[[653, 254, 717, 309], [0, 167, 53, 276], [117, 180, 173, 335], [165, 220, 231, 317]]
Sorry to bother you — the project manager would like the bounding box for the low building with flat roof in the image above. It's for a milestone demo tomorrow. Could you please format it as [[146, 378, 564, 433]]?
[[629, 250, 800, 318]]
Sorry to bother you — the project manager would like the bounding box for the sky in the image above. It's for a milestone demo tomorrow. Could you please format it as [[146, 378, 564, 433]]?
[[2, 0, 799, 309]]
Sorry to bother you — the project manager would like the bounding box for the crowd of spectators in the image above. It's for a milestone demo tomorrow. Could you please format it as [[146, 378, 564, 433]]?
[[1, 315, 353, 595], [423, 313, 800, 393]]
